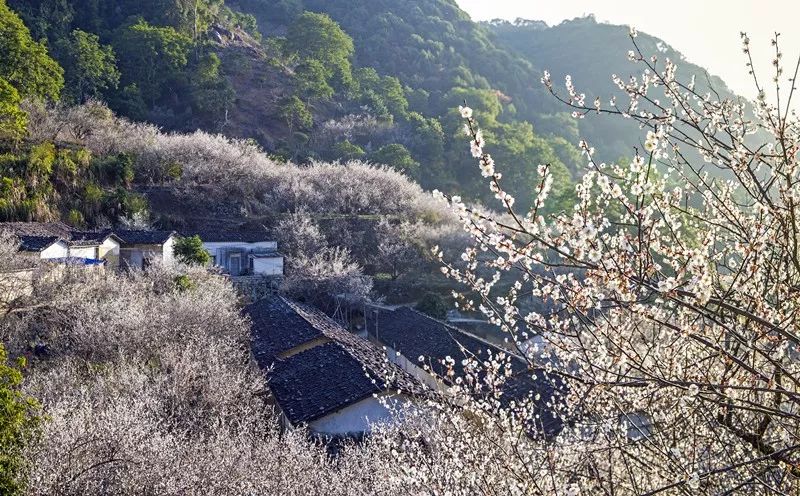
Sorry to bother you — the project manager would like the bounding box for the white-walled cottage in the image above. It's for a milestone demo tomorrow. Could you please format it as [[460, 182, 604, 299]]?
[[0, 222, 121, 267], [247, 297, 421, 438], [116, 230, 177, 270], [186, 227, 283, 277]]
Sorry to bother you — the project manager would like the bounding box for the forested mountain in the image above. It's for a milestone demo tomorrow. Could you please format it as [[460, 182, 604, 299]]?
[[485, 15, 737, 160], [1, 0, 742, 224]]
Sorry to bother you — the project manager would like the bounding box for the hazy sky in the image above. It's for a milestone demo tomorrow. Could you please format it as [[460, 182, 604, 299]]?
[[456, 0, 800, 104]]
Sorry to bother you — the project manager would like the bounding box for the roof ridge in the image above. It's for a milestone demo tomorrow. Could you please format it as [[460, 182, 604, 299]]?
[[399, 306, 523, 361], [282, 297, 382, 370]]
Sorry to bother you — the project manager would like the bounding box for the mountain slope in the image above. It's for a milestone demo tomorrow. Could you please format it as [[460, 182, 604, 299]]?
[[3, 0, 749, 215], [485, 15, 738, 159]]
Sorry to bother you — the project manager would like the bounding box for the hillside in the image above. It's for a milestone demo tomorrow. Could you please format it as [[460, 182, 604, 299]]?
[[4, 1, 750, 211], [485, 15, 738, 160]]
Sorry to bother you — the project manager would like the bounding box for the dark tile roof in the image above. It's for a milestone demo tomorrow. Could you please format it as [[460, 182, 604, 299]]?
[[366, 306, 566, 437], [269, 341, 384, 424], [182, 225, 272, 243], [367, 307, 510, 378], [0, 222, 116, 249], [247, 297, 330, 365], [17, 235, 61, 252], [1, 222, 71, 239], [69, 230, 118, 246], [115, 229, 175, 245], [247, 297, 423, 426]]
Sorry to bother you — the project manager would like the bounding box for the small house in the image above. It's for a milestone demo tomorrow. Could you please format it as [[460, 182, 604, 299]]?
[[247, 297, 420, 438], [186, 227, 283, 277], [116, 229, 177, 270], [366, 306, 566, 439], [0, 222, 121, 267]]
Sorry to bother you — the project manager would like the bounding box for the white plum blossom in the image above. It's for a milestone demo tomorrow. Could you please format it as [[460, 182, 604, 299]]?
[[433, 33, 800, 495], [644, 130, 659, 152]]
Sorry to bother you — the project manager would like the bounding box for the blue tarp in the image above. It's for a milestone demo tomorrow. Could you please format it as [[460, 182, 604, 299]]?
[[50, 257, 106, 266]]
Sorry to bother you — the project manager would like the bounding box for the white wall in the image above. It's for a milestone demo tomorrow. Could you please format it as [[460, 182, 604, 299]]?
[[69, 246, 98, 259], [202, 241, 279, 275], [99, 238, 120, 267], [253, 256, 284, 276], [121, 248, 144, 269], [203, 241, 277, 256], [308, 393, 410, 435], [39, 241, 69, 259], [384, 345, 443, 391], [121, 245, 164, 269], [162, 236, 176, 267]]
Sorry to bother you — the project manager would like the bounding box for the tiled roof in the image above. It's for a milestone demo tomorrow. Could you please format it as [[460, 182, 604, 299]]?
[[269, 341, 385, 424], [182, 225, 272, 243], [247, 297, 330, 365], [1, 222, 71, 239], [0, 223, 119, 249], [69, 230, 118, 246], [366, 306, 566, 437], [367, 307, 510, 377], [17, 235, 61, 252], [247, 297, 422, 426], [115, 229, 175, 245]]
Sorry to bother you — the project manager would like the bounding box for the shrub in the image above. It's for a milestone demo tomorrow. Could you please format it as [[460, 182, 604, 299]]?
[[173, 235, 211, 266], [0, 345, 40, 496], [414, 292, 448, 320]]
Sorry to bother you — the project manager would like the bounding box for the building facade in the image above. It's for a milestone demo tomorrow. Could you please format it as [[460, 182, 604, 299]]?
[[1, 222, 121, 267], [185, 227, 283, 277], [116, 230, 177, 270]]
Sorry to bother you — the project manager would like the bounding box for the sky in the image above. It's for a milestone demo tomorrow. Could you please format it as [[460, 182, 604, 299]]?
[[455, 0, 800, 105]]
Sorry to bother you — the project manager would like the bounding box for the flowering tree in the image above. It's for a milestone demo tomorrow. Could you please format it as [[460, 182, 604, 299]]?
[[427, 31, 800, 493]]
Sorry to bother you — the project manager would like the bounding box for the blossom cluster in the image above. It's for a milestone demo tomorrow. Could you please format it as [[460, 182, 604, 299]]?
[[434, 32, 800, 494]]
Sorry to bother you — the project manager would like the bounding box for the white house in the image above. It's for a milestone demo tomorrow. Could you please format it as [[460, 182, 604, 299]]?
[[27, 237, 70, 259], [247, 297, 420, 438], [116, 230, 177, 270], [1, 222, 121, 267], [186, 227, 283, 276]]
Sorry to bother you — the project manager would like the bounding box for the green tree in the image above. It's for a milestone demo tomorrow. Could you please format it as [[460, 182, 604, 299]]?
[[415, 292, 448, 320], [284, 12, 355, 92], [0, 344, 41, 496], [332, 140, 365, 161], [173, 235, 211, 265], [190, 52, 235, 125], [6, 0, 74, 43], [0, 0, 63, 101], [354, 68, 409, 121], [113, 19, 191, 106], [0, 79, 26, 143], [57, 29, 120, 103], [294, 59, 334, 102], [279, 95, 312, 132], [371, 143, 419, 177]]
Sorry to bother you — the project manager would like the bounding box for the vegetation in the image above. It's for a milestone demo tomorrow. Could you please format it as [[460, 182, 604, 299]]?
[[0, 1, 63, 102], [56, 29, 120, 103], [173, 235, 211, 266], [3, 0, 799, 493], [0, 344, 39, 496], [1, 0, 736, 216], [431, 32, 800, 493], [414, 292, 448, 320]]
